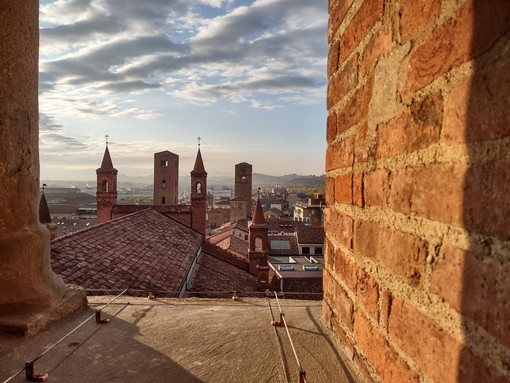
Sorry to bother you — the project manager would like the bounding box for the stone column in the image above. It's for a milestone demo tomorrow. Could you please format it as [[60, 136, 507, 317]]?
[[0, 2, 71, 315]]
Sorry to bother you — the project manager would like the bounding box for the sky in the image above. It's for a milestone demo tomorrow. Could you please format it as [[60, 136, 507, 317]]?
[[38, 0, 328, 181]]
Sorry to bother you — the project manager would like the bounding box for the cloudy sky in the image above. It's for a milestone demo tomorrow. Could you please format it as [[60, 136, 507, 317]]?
[[39, 0, 328, 181]]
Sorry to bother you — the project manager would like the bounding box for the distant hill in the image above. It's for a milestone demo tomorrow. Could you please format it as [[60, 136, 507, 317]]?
[[45, 173, 325, 190]]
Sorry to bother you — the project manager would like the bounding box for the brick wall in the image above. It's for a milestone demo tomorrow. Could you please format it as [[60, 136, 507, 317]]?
[[324, 1, 510, 382]]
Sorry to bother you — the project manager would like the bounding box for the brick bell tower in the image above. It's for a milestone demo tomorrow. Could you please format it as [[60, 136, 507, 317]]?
[[190, 139, 207, 234], [96, 137, 118, 224], [248, 197, 270, 288]]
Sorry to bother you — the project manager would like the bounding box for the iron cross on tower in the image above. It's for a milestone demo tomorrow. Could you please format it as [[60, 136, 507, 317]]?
[[197, 136, 201, 147], [105, 134, 109, 145]]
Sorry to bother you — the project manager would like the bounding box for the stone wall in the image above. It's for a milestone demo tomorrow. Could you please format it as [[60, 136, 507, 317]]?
[[323, 0, 510, 382]]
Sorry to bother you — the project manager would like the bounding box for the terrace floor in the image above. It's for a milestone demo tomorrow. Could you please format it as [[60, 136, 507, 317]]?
[[0, 297, 357, 383]]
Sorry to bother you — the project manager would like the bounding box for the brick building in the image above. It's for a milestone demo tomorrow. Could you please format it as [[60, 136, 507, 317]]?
[[234, 162, 253, 219], [324, 0, 510, 382], [153, 150, 179, 205]]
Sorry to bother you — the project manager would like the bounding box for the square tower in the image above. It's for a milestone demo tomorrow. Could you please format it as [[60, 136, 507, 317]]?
[[154, 151, 179, 205], [234, 162, 252, 218]]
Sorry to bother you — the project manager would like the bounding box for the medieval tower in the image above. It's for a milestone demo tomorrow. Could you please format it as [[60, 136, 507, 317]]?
[[234, 162, 252, 218], [96, 144, 118, 224], [153, 150, 179, 205], [248, 198, 269, 288], [190, 146, 207, 234]]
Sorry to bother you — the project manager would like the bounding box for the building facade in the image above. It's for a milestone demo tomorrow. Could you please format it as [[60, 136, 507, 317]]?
[[153, 150, 179, 205]]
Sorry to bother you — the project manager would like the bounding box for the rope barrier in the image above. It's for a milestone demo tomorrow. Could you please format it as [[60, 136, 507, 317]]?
[[2, 289, 128, 383], [273, 291, 307, 383], [267, 299, 290, 383]]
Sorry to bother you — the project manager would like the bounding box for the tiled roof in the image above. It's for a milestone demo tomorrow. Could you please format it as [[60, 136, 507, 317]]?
[[188, 250, 258, 296], [98, 146, 115, 170], [296, 226, 325, 245], [51, 209, 203, 294]]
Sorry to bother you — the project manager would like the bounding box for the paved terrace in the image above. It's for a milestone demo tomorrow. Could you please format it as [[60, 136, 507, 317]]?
[[1, 297, 357, 383]]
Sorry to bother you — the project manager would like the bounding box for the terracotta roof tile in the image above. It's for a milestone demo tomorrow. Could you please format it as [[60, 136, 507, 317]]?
[[296, 226, 325, 245], [51, 209, 203, 294]]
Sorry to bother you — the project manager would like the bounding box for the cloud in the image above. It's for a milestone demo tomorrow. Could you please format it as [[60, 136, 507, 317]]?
[[39, 0, 327, 111]]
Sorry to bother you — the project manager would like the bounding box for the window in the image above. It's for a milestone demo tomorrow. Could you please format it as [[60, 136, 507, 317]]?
[[161, 179, 166, 189], [161, 197, 166, 204], [314, 247, 323, 255], [161, 159, 168, 166], [102, 180, 109, 192], [302, 246, 310, 255], [196, 182, 202, 193], [255, 236, 263, 251]]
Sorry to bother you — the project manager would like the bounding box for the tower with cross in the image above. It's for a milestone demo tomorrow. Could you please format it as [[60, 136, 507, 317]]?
[[96, 136, 118, 223]]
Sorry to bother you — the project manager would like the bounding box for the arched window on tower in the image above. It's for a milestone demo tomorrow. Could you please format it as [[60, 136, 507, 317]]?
[[196, 182, 202, 194], [162, 196, 166, 204], [161, 179, 166, 189], [161, 159, 168, 167], [241, 175, 246, 183], [255, 236, 263, 251], [102, 180, 109, 192]]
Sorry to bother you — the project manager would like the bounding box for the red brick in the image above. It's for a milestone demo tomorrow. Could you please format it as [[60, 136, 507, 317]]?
[[324, 270, 354, 330], [353, 171, 364, 207], [430, 243, 510, 348], [443, 59, 510, 144], [323, 300, 355, 359], [327, 54, 358, 109], [325, 136, 354, 171], [389, 162, 466, 227], [389, 297, 463, 382], [398, 0, 440, 41], [334, 173, 352, 204], [363, 168, 389, 207], [354, 123, 370, 163], [333, 248, 357, 292], [340, 0, 384, 61], [354, 220, 426, 287], [337, 77, 373, 133], [380, 289, 392, 329], [354, 310, 420, 383], [375, 93, 443, 158], [407, 0, 510, 92], [356, 267, 379, 320], [326, 209, 353, 250], [360, 22, 392, 78], [327, 40, 340, 78], [325, 176, 335, 206], [326, 112, 337, 144], [328, 0, 355, 42]]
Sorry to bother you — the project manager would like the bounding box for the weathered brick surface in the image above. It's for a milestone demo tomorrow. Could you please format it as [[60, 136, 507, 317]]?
[[389, 162, 466, 227], [407, 0, 510, 92], [375, 93, 443, 158], [326, 112, 337, 144], [328, 0, 355, 42], [354, 310, 420, 383], [363, 168, 389, 207], [340, 0, 384, 61], [334, 173, 353, 205], [389, 297, 462, 382], [325, 176, 335, 206], [360, 22, 392, 78], [353, 171, 364, 207], [325, 136, 354, 171], [337, 77, 373, 134], [326, 209, 353, 250], [443, 59, 510, 144], [354, 220, 426, 287], [398, 0, 440, 41], [324, 270, 354, 331], [389, 297, 507, 383], [327, 40, 340, 78], [430, 243, 510, 348], [327, 54, 358, 109]]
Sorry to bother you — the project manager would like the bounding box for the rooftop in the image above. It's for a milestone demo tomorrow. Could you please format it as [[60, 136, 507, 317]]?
[[0, 297, 356, 383]]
